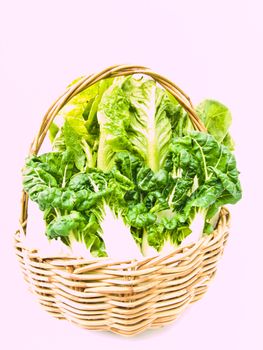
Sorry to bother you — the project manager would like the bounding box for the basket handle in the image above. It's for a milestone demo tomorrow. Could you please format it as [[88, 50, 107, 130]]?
[[20, 64, 206, 232]]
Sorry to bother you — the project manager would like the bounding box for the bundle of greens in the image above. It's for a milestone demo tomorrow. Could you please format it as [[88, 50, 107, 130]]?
[[22, 75, 242, 259]]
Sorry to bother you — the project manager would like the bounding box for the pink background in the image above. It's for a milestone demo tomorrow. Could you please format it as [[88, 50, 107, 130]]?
[[1, 0, 262, 349]]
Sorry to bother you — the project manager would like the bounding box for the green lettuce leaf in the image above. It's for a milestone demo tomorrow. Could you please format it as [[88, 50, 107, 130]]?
[[196, 99, 234, 150], [51, 78, 114, 170], [96, 76, 181, 172]]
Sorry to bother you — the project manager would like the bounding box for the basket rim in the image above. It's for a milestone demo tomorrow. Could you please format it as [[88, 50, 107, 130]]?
[[15, 207, 230, 266]]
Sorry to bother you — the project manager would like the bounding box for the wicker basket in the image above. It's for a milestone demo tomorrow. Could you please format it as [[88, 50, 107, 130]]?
[[15, 65, 231, 336]]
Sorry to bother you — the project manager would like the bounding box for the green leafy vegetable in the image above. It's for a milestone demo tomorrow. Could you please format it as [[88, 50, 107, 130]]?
[[96, 76, 183, 172], [22, 74, 242, 259], [196, 99, 235, 150]]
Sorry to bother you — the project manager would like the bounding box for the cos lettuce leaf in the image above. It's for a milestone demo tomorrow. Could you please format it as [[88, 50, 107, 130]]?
[[96, 76, 182, 172], [51, 79, 113, 171], [196, 99, 235, 150]]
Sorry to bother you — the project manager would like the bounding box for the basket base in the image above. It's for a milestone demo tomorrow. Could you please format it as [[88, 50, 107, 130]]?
[[14, 208, 230, 336]]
